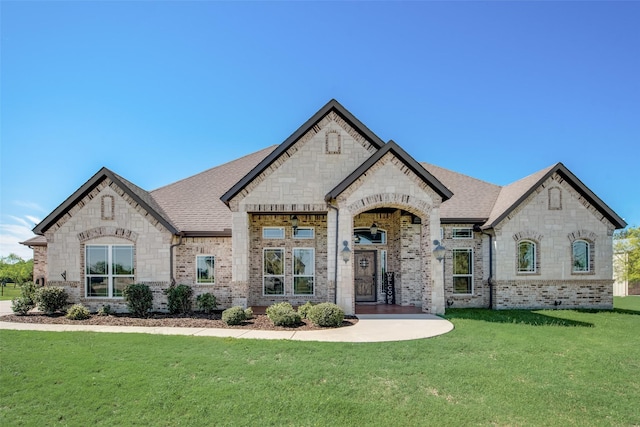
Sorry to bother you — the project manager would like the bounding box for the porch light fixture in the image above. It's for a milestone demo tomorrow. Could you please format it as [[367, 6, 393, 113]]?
[[433, 240, 446, 262], [341, 240, 351, 263], [291, 215, 299, 232], [370, 223, 378, 236]]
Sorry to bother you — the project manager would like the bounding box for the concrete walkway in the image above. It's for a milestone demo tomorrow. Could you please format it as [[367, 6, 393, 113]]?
[[0, 301, 453, 343]]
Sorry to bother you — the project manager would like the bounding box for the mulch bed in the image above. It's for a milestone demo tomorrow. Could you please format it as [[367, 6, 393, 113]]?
[[0, 312, 358, 331]]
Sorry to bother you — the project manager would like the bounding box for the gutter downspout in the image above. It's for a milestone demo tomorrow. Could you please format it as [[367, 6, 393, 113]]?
[[474, 225, 493, 309], [327, 202, 339, 304], [169, 233, 184, 286]]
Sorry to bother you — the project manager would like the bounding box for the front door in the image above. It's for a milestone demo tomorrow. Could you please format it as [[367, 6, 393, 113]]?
[[355, 250, 377, 302]]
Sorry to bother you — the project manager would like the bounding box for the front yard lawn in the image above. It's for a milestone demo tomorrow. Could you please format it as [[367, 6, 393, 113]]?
[[1, 297, 638, 426]]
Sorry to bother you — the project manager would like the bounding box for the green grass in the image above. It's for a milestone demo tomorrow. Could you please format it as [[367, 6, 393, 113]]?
[[0, 285, 20, 301], [1, 297, 638, 426]]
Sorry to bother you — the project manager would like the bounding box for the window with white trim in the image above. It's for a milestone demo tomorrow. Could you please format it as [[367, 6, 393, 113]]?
[[293, 227, 314, 239], [452, 248, 473, 294], [293, 248, 314, 295], [85, 245, 134, 298], [263, 248, 285, 295], [572, 240, 590, 272], [263, 227, 285, 239], [354, 227, 386, 245], [452, 228, 473, 239], [196, 255, 215, 284], [518, 240, 536, 273]]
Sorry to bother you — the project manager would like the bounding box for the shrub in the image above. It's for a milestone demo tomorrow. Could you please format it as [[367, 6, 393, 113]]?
[[308, 303, 345, 327], [196, 293, 217, 314], [97, 305, 112, 316], [164, 284, 193, 315], [34, 286, 69, 314], [222, 306, 247, 325], [11, 297, 35, 315], [66, 303, 90, 320], [11, 282, 37, 315], [266, 302, 301, 327], [297, 301, 314, 319], [123, 284, 153, 317], [244, 307, 253, 320]]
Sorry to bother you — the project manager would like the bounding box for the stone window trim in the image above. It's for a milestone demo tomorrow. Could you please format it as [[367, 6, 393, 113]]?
[[570, 239, 596, 275], [325, 129, 342, 154], [567, 230, 596, 275], [196, 255, 215, 284], [83, 243, 135, 299], [101, 195, 115, 220], [548, 187, 562, 210]]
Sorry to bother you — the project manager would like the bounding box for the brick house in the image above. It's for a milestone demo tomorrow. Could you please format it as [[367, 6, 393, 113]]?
[[21, 100, 627, 315]]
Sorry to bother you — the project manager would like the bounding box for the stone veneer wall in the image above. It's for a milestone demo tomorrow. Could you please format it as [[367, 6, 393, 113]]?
[[493, 279, 613, 309], [174, 237, 234, 308], [441, 225, 488, 308], [248, 214, 329, 307]]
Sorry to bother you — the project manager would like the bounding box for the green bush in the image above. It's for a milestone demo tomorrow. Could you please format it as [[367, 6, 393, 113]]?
[[164, 284, 193, 314], [123, 284, 153, 317], [266, 302, 301, 327], [34, 286, 69, 314], [97, 304, 112, 316], [222, 306, 247, 325], [11, 282, 37, 315], [244, 307, 253, 320], [66, 303, 90, 320], [308, 303, 345, 327], [196, 293, 217, 314], [11, 296, 35, 315], [297, 301, 314, 319]]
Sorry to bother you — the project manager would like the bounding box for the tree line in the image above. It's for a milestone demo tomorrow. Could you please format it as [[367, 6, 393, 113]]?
[[0, 254, 33, 286]]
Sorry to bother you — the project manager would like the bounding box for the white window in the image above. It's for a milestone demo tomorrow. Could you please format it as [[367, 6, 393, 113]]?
[[293, 248, 314, 295], [263, 248, 285, 295], [518, 240, 537, 273], [85, 245, 134, 298], [196, 255, 215, 284], [452, 248, 473, 294], [263, 227, 285, 239], [354, 227, 386, 245], [573, 240, 590, 272], [452, 228, 473, 239], [293, 227, 315, 239]]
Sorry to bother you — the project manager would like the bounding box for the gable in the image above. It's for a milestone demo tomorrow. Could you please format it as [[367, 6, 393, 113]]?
[[221, 100, 386, 210]]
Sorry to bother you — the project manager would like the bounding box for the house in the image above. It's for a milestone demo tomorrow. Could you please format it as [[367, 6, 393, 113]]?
[[21, 99, 627, 315]]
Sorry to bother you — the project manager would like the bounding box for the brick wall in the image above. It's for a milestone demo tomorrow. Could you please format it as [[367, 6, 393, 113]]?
[[493, 279, 613, 309]]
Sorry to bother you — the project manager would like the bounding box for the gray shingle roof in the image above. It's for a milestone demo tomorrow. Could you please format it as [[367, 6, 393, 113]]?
[[151, 145, 277, 235]]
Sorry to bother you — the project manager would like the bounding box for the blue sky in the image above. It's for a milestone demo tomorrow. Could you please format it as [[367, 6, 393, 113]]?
[[1, 1, 638, 259]]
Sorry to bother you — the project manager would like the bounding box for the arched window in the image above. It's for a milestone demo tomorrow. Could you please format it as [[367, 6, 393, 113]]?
[[573, 240, 590, 272], [518, 240, 536, 273]]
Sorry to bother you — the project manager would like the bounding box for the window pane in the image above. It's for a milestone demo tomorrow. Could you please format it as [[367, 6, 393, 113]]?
[[87, 246, 108, 275], [197, 256, 215, 283], [264, 249, 283, 275], [453, 277, 472, 294], [354, 228, 386, 245], [453, 250, 472, 275], [452, 228, 473, 239], [113, 277, 134, 297], [293, 228, 314, 239], [518, 241, 535, 272], [264, 277, 284, 295], [263, 227, 285, 239], [294, 277, 314, 295], [293, 249, 313, 275], [573, 241, 589, 272], [113, 246, 134, 275], [87, 276, 108, 297]]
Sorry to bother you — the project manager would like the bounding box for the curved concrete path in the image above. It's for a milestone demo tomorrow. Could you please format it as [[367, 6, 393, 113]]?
[[0, 301, 453, 342]]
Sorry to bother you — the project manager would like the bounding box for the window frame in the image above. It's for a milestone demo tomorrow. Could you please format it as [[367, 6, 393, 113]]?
[[452, 248, 473, 295], [517, 240, 537, 274], [263, 248, 285, 296], [452, 227, 473, 239], [292, 247, 315, 296], [262, 227, 285, 239], [196, 255, 215, 284], [353, 227, 387, 245], [572, 240, 591, 273], [85, 244, 134, 298], [293, 227, 315, 239]]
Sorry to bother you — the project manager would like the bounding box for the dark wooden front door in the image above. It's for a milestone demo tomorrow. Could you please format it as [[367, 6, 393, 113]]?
[[355, 250, 377, 302]]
